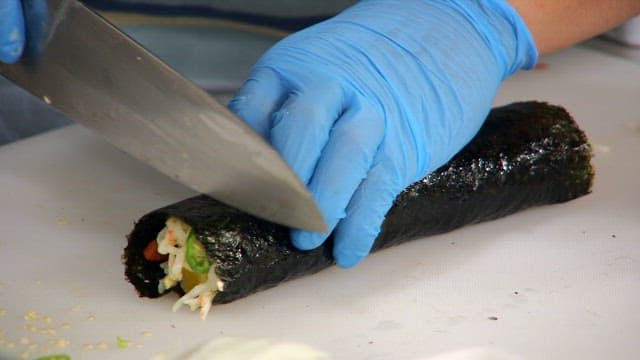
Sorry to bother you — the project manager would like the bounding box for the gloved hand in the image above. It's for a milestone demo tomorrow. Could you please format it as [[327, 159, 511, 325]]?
[[229, 0, 537, 268], [0, 0, 25, 63]]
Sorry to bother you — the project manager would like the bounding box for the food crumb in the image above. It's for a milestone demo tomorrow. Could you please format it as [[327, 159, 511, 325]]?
[[96, 341, 108, 350], [19, 337, 29, 345], [59, 323, 72, 330], [71, 305, 82, 312], [82, 343, 95, 351], [150, 352, 169, 360], [488, 316, 499, 321], [19, 350, 30, 359], [136, 344, 144, 349], [0, 308, 6, 317], [140, 331, 153, 337], [43, 96, 52, 105], [594, 144, 611, 154], [24, 324, 37, 332], [24, 311, 40, 321], [52, 338, 70, 348], [87, 315, 96, 321], [39, 327, 57, 335], [626, 122, 640, 133]]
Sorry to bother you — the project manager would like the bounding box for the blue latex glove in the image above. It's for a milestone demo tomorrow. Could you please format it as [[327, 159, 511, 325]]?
[[0, 0, 25, 63], [229, 0, 538, 268]]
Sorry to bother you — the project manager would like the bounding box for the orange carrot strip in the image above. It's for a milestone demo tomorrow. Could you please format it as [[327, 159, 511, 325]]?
[[167, 229, 175, 247], [143, 240, 168, 262]]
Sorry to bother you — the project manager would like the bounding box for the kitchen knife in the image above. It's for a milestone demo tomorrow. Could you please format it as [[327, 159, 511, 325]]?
[[0, 0, 327, 233]]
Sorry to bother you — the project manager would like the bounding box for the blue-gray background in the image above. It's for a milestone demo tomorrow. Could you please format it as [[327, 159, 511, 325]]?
[[0, 0, 355, 145]]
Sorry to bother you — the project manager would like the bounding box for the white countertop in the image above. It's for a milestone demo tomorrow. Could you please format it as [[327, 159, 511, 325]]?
[[0, 45, 639, 360]]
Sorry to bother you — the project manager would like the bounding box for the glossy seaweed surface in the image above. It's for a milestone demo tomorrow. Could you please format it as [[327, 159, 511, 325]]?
[[124, 101, 594, 304]]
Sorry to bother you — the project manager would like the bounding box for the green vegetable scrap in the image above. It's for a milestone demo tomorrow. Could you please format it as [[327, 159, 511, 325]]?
[[117, 336, 130, 349], [35, 355, 71, 360]]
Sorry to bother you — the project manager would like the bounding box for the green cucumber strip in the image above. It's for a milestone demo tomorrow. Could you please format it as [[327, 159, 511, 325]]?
[[186, 231, 210, 274]]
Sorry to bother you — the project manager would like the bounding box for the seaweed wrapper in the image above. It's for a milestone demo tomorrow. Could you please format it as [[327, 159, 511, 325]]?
[[124, 101, 594, 304]]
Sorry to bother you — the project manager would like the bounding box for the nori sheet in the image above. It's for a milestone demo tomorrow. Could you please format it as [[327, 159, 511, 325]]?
[[124, 101, 594, 304]]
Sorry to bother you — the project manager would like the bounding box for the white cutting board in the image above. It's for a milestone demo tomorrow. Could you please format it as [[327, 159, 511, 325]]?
[[0, 46, 638, 360]]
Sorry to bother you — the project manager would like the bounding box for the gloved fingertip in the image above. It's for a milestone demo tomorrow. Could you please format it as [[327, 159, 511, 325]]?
[[226, 94, 245, 113], [334, 250, 366, 269], [291, 229, 328, 251], [0, 42, 22, 63], [227, 95, 253, 124], [227, 86, 255, 109], [227, 68, 286, 139], [0, 30, 24, 63]]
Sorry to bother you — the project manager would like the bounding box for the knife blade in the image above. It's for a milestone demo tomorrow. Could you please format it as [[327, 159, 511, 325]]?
[[0, 0, 327, 233]]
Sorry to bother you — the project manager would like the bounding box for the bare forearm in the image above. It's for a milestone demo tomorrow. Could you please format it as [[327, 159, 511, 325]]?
[[508, 0, 640, 55]]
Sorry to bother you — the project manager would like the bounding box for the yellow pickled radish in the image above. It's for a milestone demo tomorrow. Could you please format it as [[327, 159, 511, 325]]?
[[181, 268, 208, 293]]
